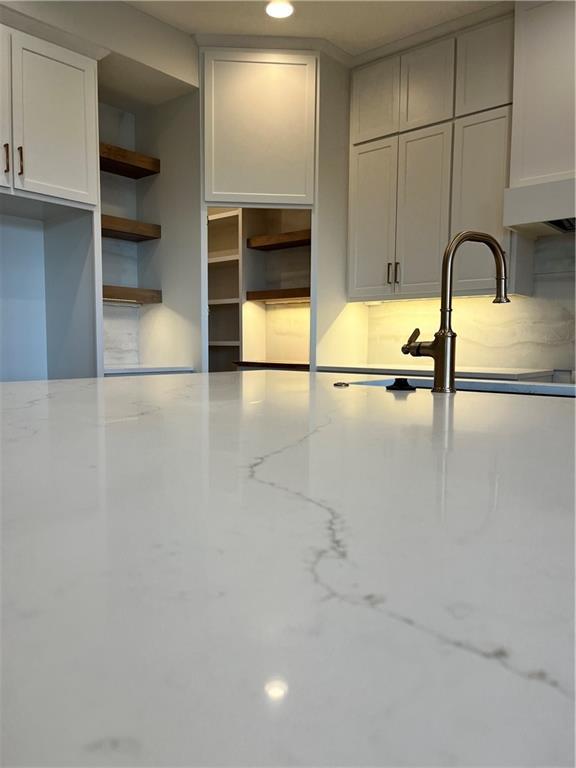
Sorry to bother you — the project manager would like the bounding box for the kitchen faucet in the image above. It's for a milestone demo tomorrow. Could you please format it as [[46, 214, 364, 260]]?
[[401, 231, 510, 393]]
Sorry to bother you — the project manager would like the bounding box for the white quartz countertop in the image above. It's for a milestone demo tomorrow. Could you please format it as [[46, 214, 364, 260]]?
[[2, 372, 574, 767]]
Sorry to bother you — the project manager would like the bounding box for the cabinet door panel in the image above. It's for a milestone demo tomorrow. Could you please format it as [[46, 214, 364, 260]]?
[[399, 38, 455, 132], [348, 137, 398, 300], [510, 1, 575, 186], [0, 25, 11, 189], [396, 124, 452, 296], [11, 31, 98, 204], [451, 107, 511, 292], [350, 56, 400, 144], [204, 50, 316, 205], [455, 16, 513, 117]]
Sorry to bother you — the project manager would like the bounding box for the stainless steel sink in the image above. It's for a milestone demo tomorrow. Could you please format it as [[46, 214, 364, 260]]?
[[350, 377, 576, 398]]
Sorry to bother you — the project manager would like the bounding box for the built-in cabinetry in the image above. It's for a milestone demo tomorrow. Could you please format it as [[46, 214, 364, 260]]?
[[347, 15, 524, 302], [1, 26, 11, 190], [99, 96, 201, 375], [203, 49, 317, 205], [399, 38, 454, 132], [509, 1, 575, 188], [451, 106, 512, 291], [1, 25, 98, 204], [208, 208, 242, 371], [242, 208, 311, 368], [206, 207, 312, 370], [0, 23, 100, 382], [503, 1, 575, 235]]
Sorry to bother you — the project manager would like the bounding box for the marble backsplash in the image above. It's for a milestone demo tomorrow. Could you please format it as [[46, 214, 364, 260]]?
[[367, 235, 575, 374]]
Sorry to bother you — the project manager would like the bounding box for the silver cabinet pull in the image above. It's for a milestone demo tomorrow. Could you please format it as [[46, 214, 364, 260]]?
[[17, 146, 23, 176], [394, 262, 400, 284], [3, 143, 8, 174], [386, 262, 392, 284]]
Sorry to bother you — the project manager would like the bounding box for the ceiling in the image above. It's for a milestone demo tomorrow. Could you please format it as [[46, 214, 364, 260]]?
[[130, 1, 505, 57]]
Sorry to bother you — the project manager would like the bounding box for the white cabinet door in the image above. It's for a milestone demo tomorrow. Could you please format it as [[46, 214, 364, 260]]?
[[510, 1, 575, 186], [451, 107, 511, 293], [0, 25, 11, 189], [10, 30, 98, 204], [204, 49, 316, 205], [399, 38, 455, 132], [350, 56, 400, 144], [396, 123, 452, 296], [455, 16, 513, 117], [348, 137, 398, 300]]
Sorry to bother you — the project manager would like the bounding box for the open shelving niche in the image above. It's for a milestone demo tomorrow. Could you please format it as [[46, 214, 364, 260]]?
[[207, 207, 242, 371], [99, 93, 202, 376], [0, 195, 99, 381], [240, 208, 312, 370]]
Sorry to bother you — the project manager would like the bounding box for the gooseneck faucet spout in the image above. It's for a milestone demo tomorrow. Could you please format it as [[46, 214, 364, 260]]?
[[401, 231, 510, 394]]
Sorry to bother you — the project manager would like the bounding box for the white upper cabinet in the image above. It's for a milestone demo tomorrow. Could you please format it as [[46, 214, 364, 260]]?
[[10, 30, 98, 204], [455, 16, 514, 117], [0, 26, 11, 189], [509, 1, 575, 187], [350, 57, 400, 144], [451, 107, 511, 293], [204, 49, 317, 205], [395, 123, 452, 297], [348, 136, 398, 300], [399, 38, 455, 132]]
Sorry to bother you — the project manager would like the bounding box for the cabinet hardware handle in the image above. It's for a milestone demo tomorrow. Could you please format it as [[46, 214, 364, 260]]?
[[386, 262, 392, 284], [3, 143, 8, 174], [394, 262, 400, 284], [17, 146, 23, 176]]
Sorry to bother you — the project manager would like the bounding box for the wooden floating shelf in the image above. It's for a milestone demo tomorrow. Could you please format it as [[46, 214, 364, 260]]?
[[235, 361, 310, 371], [208, 209, 241, 222], [103, 285, 162, 304], [245, 287, 310, 303], [100, 143, 160, 179], [208, 298, 240, 305], [101, 214, 161, 242], [247, 228, 311, 251], [208, 253, 240, 264], [209, 341, 240, 347]]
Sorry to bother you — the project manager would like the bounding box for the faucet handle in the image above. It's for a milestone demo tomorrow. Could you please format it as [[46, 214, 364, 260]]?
[[406, 327, 420, 345], [402, 327, 420, 354]]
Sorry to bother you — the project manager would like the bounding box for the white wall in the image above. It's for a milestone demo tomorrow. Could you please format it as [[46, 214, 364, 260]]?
[[99, 102, 140, 369], [366, 235, 575, 374], [314, 52, 370, 367], [137, 91, 203, 370], [0, 214, 47, 380], [0, 1, 199, 87]]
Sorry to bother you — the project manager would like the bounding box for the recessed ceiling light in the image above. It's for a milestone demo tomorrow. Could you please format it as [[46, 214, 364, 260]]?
[[264, 678, 289, 701], [266, 1, 294, 19]]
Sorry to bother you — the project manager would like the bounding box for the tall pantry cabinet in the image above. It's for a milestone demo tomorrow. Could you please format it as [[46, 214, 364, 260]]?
[[347, 15, 528, 302], [203, 49, 318, 369]]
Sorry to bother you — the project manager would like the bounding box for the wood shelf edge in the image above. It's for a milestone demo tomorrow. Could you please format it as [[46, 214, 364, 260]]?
[[247, 228, 311, 251], [99, 143, 160, 179], [103, 285, 162, 304], [245, 287, 311, 302], [101, 214, 161, 242]]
